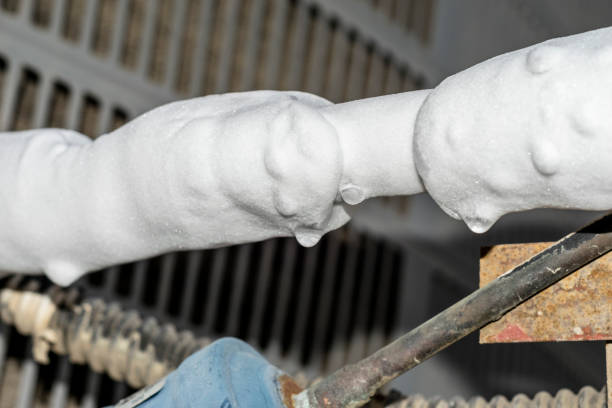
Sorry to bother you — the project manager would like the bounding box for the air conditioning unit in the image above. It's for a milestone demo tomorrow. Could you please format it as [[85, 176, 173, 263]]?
[[0, 0, 605, 406]]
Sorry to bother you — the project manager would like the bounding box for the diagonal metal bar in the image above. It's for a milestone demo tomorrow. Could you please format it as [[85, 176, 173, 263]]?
[[294, 213, 612, 408]]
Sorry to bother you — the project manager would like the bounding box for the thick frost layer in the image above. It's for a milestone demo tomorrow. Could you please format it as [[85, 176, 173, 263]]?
[[415, 27, 612, 232], [3, 26, 612, 284], [0, 92, 350, 285], [323, 91, 429, 201], [0, 90, 426, 285]]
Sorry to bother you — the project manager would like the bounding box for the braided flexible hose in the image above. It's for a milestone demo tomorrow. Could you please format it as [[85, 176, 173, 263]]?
[[0, 276, 607, 408], [0, 276, 211, 388], [386, 387, 607, 408]]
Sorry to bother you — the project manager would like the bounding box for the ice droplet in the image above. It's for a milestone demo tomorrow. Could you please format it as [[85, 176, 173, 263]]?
[[464, 216, 495, 234], [295, 230, 322, 247], [45, 260, 84, 286], [570, 103, 598, 138], [531, 139, 560, 176], [526, 45, 561, 74], [340, 184, 365, 205]]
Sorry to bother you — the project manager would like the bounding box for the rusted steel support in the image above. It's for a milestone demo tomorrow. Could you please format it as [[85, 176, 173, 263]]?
[[293, 214, 612, 408]]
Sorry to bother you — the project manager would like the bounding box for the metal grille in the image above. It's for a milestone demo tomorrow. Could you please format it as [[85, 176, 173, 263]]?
[[363, 0, 434, 44], [0, 231, 407, 407], [0, 0, 430, 405], [0, 1, 606, 407], [0, 0, 433, 129]]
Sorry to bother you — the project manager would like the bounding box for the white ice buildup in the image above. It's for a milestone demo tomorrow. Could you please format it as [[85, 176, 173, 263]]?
[[415, 27, 612, 232], [0, 92, 342, 284], [0, 90, 425, 285], [1, 27, 612, 285]]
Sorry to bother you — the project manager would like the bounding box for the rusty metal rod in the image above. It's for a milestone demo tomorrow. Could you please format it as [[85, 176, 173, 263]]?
[[293, 213, 612, 408]]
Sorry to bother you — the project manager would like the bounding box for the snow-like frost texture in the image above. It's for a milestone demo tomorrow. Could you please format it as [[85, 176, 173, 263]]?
[[414, 27, 612, 232], [0, 91, 349, 285]]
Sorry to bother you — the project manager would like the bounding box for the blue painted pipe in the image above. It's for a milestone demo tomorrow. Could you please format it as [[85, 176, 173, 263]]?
[[113, 338, 289, 408]]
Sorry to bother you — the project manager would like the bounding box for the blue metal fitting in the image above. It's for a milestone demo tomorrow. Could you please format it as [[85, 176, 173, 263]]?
[[114, 338, 290, 408]]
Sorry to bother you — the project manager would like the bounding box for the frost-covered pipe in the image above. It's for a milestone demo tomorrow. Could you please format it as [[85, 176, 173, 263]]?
[[322, 90, 430, 203], [414, 26, 612, 232], [0, 90, 426, 285], [2, 27, 612, 286]]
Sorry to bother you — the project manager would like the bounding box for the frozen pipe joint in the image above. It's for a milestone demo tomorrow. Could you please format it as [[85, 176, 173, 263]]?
[[321, 90, 430, 202], [415, 27, 612, 233], [0, 88, 427, 285], [0, 92, 350, 285]]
